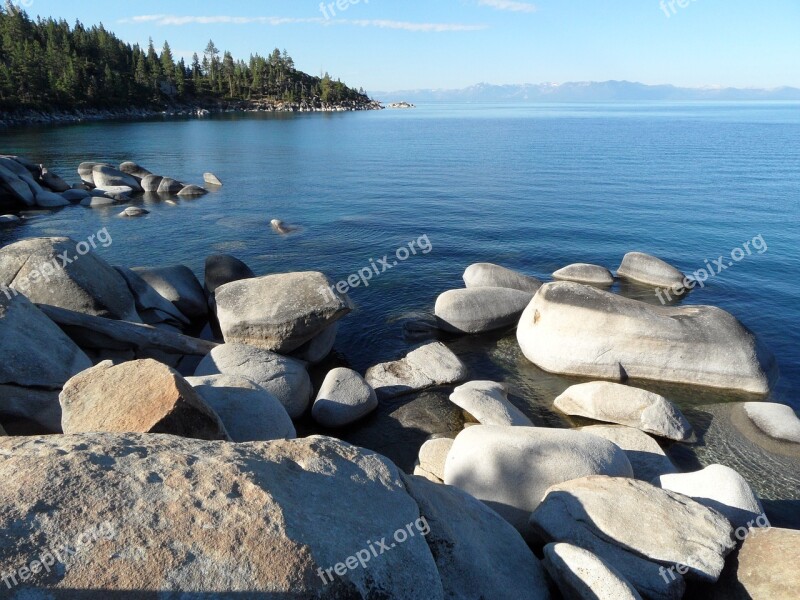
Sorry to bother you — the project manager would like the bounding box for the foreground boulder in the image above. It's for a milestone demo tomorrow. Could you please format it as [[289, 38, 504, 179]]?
[[517, 282, 773, 394], [0, 237, 140, 321], [215, 272, 351, 353], [444, 425, 633, 532], [434, 287, 532, 334], [656, 464, 764, 529], [579, 425, 677, 482], [449, 380, 532, 426], [530, 476, 736, 583], [132, 265, 207, 320], [463, 262, 543, 293], [617, 252, 686, 289], [404, 475, 551, 600], [60, 359, 230, 441], [312, 368, 378, 428], [0, 434, 446, 598], [553, 263, 614, 286], [554, 382, 692, 441], [195, 343, 312, 419], [365, 342, 468, 400], [543, 543, 642, 600], [414, 437, 454, 482], [742, 402, 800, 444], [186, 375, 296, 442]]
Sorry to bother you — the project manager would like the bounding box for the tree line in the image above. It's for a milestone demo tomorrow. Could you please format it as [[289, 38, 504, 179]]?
[[0, 1, 370, 111]]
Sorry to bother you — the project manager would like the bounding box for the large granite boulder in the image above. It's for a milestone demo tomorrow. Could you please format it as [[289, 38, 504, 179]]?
[[444, 425, 633, 532], [60, 359, 230, 441], [543, 543, 642, 600], [463, 263, 543, 293], [449, 380, 532, 426], [616, 252, 686, 289], [92, 164, 143, 192], [215, 272, 351, 353], [132, 265, 207, 320], [312, 368, 378, 428], [0, 237, 140, 321], [434, 287, 533, 334], [579, 425, 677, 482], [517, 282, 773, 394], [0, 159, 35, 205]]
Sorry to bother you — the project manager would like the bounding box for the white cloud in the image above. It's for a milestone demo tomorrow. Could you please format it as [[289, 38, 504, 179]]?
[[121, 14, 486, 32], [478, 0, 537, 13]]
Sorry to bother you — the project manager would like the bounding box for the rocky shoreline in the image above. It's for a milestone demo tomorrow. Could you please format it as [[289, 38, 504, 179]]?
[[0, 155, 798, 598]]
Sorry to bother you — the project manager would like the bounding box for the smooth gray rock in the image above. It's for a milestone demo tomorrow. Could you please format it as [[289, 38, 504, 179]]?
[[96, 185, 134, 196], [119, 161, 153, 180], [531, 476, 736, 582], [80, 196, 116, 207], [61, 188, 90, 202], [34, 189, 70, 207], [194, 343, 312, 419], [177, 184, 208, 197], [157, 177, 184, 194], [92, 165, 143, 192], [141, 174, 163, 192], [435, 287, 533, 334], [555, 382, 693, 441], [617, 252, 686, 289], [291, 322, 338, 364], [463, 262, 543, 293], [312, 368, 378, 428], [404, 475, 552, 600], [553, 263, 614, 286], [40, 169, 71, 193], [78, 161, 111, 186], [543, 543, 643, 600], [204, 254, 256, 297], [119, 206, 149, 218], [113, 266, 189, 326], [204, 172, 223, 186], [0, 161, 35, 205], [656, 464, 765, 529], [186, 375, 296, 442], [517, 282, 773, 394], [366, 342, 469, 400], [449, 380, 532, 426], [214, 272, 351, 353], [742, 402, 800, 444], [444, 425, 633, 533], [579, 425, 677, 482], [414, 438, 454, 483], [0, 237, 140, 321], [132, 265, 207, 320]]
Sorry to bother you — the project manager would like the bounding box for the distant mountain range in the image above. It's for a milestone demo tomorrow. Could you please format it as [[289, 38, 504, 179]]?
[[370, 81, 800, 103]]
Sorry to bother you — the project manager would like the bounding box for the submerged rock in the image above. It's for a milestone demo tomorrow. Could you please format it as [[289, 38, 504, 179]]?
[[553, 263, 614, 286], [177, 184, 208, 197], [365, 342, 468, 399], [579, 425, 677, 482], [434, 287, 532, 334], [449, 380, 532, 426], [543, 543, 642, 600], [119, 206, 149, 218], [617, 252, 686, 289], [463, 262, 543, 293], [312, 368, 378, 428]]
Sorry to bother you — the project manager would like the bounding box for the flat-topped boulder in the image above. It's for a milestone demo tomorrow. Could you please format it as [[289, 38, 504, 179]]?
[[579, 425, 677, 481], [555, 382, 692, 441], [517, 282, 774, 394], [617, 252, 686, 289], [194, 343, 312, 419], [444, 425, 633, 532], [215, 271, 351, 353], [312, 368, 378, 428], [414, 437, 454, 482], [92, 164, 143, 192], [435, 287, 533, 334], [463, 262, 543, 293], [449, 381, 532, 426], [742, 402, 800, 444], [553, 263, 614, 286], [0, 237, 140, 321], [365, 342, 468, 399], [60, 359, 230, 441], [543, 543, 642, 600], [132, 265, 207, 320]]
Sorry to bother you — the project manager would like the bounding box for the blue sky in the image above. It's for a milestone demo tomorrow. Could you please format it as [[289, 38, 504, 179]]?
[[16, 0, 800, 91]]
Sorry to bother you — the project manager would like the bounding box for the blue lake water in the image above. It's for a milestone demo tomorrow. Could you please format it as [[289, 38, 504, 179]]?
[[2, 102, 799, 515]]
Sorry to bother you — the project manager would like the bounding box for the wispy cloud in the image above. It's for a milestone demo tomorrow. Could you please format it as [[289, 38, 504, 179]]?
[[478, 0, 537, 13], [120, 15, 486, 32]]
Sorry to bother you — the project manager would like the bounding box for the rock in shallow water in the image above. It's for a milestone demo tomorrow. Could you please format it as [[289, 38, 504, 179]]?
[[92, 164, 143, 192], [742, 402, 800, 444], [553, 263, 614, 286], [578, 425, 677, 482], [177, 184, 208, 197], [365, 342, 468, 399], [434, 286, 533, 334], [449, 380, 532, 426], [617, 252, 686, 289], [463, 262, 543, 293], [312, 367, 378, 428], [204, 172, 223, 186], [543, 542, 643, 600], [517, 282, 774, 394]]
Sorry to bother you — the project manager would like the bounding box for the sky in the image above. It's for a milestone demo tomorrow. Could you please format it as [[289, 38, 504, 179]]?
[[14, 0, 800, 92]]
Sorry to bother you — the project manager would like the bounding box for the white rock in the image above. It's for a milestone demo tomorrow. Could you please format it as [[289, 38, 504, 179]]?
[[312, 368, 378, 428], [434, 287, 533, 334], [543, 543, 643, 600], [414, 438, 454, 482], [449, 381, 532, 426], [742, 402, 800, 444], [553, 263, 614, 286], [92, 165, 143, 192], [617, 252, 686, 289], [579, 425, 677, 481], [463, 262, 543, 293], [204, 172, 223, 186]]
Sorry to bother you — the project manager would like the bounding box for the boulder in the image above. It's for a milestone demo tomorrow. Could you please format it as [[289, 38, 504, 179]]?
[[0, 434, 445, 598], [463, 262, 543, 293], [554, 382, 692, 441], [517, 282, 773, 394], [0, 237, 140, 321], [177, 184, 208, 197], [291, 322, 338, 364], [77, 161, 110, 186], [0, 386, 62, 433], [119, 206, 149, 218], [742, 402, 800, 443], [312, 367, 378, 428], [543, 543, 642, 600], [444, 425, 633, 532], [157, 177, 184, 194], [215, 272, 352, 353], [655, 464, 764, 529], [60, 359, 230, 441], [186, 375, 296, 442], [61, 188, 90, 202], [414, 437, 453, 482], [434, 287, 533, 334], [34, 189, 70, 207], [204, 172, 223, 186], [204, 253, 256, 298], [366, 342, 469, 400], [449, 380, 532, 426], [403, 475, 552, 600], [119, 161, 153, 180], [113, 266, 189, 326], [141, 174, 163, 192], [40, 168, 71, 192], [0, 161, 35, 205], [553, 263, 614, 286], [0, 214, 21, 224], [617, 252, 686, 289], [92, 164, 143, 192], [579, 425, 677, 482], [0, 292, 92, 389], [194, 343, 312, 419], [530, 476, 736, 582], [96, 185, 134, 196], [132, 265, 207, 320], [80, 196, 116, 207]]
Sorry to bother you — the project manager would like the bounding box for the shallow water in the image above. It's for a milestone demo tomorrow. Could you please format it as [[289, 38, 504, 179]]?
[[1, 102, 799, 515]]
